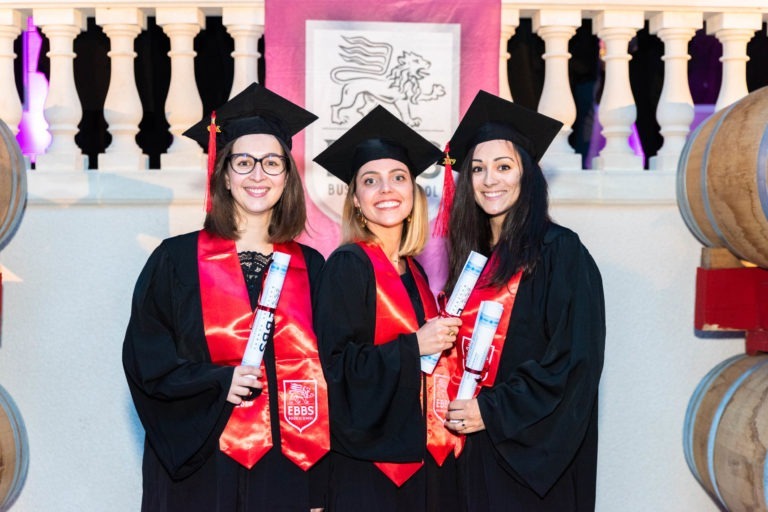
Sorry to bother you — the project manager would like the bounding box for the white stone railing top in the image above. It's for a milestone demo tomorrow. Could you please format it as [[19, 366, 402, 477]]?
[[1, 0, 767, 206], [0, 1, 766, 10]]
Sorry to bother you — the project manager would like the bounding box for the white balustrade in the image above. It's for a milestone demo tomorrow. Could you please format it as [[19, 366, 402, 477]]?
[[223, 6, 264, 99], [2, 1, 766, 191], [534, 9, 582, 171], [591, 10, 645, 171], [706, 12, 762, 111], [156, 7, 206, 170], [648, 12, 702, 171], [499, 5, 519, 102], [96, 7, 147, 170], [0, 9, 22, 135], [33, 8, 86, 171]]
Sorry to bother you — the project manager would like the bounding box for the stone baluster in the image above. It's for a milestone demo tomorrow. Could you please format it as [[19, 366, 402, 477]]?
[[0, 10, 22, 135], [156, 7, 205, 170], [499, 5, 519, 102], [33, 8, 86, 171], [96, 8, 147, 170], [591, 10, 644, 170], [223, 6, 264, 99], [706, 12, 762, 112], [648, 12, 702, 172], [534, 9, 582, 171]]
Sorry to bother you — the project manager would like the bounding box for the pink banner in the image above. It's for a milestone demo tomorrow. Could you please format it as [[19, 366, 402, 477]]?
[[266, 0, 500, 289]]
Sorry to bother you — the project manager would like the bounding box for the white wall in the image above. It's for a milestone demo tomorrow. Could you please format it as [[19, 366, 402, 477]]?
[[0, 172, 743, 511], [553, 203, 742, 511]]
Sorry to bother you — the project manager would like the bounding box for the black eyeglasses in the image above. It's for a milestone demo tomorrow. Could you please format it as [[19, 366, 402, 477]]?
[[228, 153, 288, 176]]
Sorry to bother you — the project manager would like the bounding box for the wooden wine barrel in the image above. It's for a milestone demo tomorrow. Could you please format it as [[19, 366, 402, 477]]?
[[684, 354, 768, 511], [0, 118, 26, 252], [0, 384, 28, 510], [677, 86, 768, 268]]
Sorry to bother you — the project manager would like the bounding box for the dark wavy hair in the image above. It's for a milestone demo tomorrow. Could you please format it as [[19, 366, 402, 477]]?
[[203, 137, 307, 242], [445, 141, 550, 292]]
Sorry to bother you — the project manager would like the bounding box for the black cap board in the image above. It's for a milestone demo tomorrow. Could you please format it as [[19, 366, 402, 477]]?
[[313, 105, 442, 184], [183, 82, 317, 151], [446, 90, 563, 169]]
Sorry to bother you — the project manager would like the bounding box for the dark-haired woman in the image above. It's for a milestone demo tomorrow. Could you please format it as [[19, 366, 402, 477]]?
[[442, 91, 605, 511], [123, 83, 329, 511]]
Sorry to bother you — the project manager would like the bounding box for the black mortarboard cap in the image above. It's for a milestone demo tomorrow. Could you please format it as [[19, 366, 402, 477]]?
[[446, 90, 563, 169], [182, 83, 316, 212], [313, 105, 442, 184], [183, 82, 317, 151]]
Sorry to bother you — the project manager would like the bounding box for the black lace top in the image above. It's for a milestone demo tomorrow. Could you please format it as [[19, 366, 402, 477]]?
[[238, 251, 271, 306]]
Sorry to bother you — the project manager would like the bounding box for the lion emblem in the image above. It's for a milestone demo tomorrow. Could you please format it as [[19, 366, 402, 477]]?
[[287, 382, 314, 405], [329, 36, 446, 127]]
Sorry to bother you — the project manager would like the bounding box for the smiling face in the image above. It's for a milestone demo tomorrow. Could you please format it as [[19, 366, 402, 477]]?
[[352, 158, 414, 238], [470, 139, 523, 226], [225, 133, 287, 223]]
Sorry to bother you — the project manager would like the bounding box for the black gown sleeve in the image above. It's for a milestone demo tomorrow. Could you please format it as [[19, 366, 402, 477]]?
[[122, 236, 235, 480], [476, 228, 606, 497], [297, 244, 331, 508], [301, 244, 325, 287], [313, 245, 424, 462]]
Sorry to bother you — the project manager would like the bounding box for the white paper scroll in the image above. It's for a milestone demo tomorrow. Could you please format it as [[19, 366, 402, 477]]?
[[455, 300, 504, 400], [421, 251, 488, 374], [240, 251, 291, 368]]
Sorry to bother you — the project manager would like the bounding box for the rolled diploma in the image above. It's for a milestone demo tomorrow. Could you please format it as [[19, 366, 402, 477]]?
[[455, 300, 504, 400], [421, 251, 489, 374], [240, 251, 291, 368]]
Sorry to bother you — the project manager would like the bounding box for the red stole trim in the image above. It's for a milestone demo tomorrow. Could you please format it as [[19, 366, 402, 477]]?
[[447, 256, 522, 455], [198, 231, 329, 470], [358, 242, 457, 486]]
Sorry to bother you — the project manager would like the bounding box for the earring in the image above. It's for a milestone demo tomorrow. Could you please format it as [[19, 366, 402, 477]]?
[[406, 213, 413, 223], [356, 207, 367, 228]]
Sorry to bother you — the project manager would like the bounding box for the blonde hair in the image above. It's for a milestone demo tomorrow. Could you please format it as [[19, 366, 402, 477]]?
[[341, 178, 429, 257]]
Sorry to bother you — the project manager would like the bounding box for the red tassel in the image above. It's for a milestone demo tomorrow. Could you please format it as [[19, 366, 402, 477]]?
[[432, 142, 455, 238], [205, 111, 218, 212]]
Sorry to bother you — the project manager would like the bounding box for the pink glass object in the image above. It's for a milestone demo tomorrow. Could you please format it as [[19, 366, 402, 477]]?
[[16, 17, 51, 163]]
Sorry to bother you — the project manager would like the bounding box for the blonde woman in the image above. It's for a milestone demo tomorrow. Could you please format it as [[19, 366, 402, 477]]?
[[313, 106, 462, 511]]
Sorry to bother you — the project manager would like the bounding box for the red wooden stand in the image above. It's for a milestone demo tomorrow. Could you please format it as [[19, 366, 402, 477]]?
[[695, 266, 768, 354]]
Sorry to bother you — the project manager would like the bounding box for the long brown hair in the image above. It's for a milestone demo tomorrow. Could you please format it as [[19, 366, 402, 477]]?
[[446, 142, 550, 292], [203, 137, 307, 242]]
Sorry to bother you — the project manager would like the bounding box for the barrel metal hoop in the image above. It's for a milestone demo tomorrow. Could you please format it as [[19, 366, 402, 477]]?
[[682, 354, 743, 485], [0, 120, 27, 252], [701, 103, 736, 249], [0, 384, 29, 510], [677, 120, 715, 246], [707, 357, 768, 507], [758, 125, 768, 216], [764, 447, 768, 511]]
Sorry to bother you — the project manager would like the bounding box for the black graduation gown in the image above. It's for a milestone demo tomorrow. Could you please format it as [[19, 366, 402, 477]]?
[[457, 223, 605, 512], [122, 231, 327, 511], [313, 243, 458, 512]]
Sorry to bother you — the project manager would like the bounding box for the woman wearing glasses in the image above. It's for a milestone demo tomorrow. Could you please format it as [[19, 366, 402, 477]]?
[[123, 83, 330, 511]]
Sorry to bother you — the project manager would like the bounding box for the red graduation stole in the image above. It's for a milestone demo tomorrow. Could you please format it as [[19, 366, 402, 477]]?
[[358, 242, 458, 487], [447, 255, 523, 455], [197, 231, 330, 470]]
